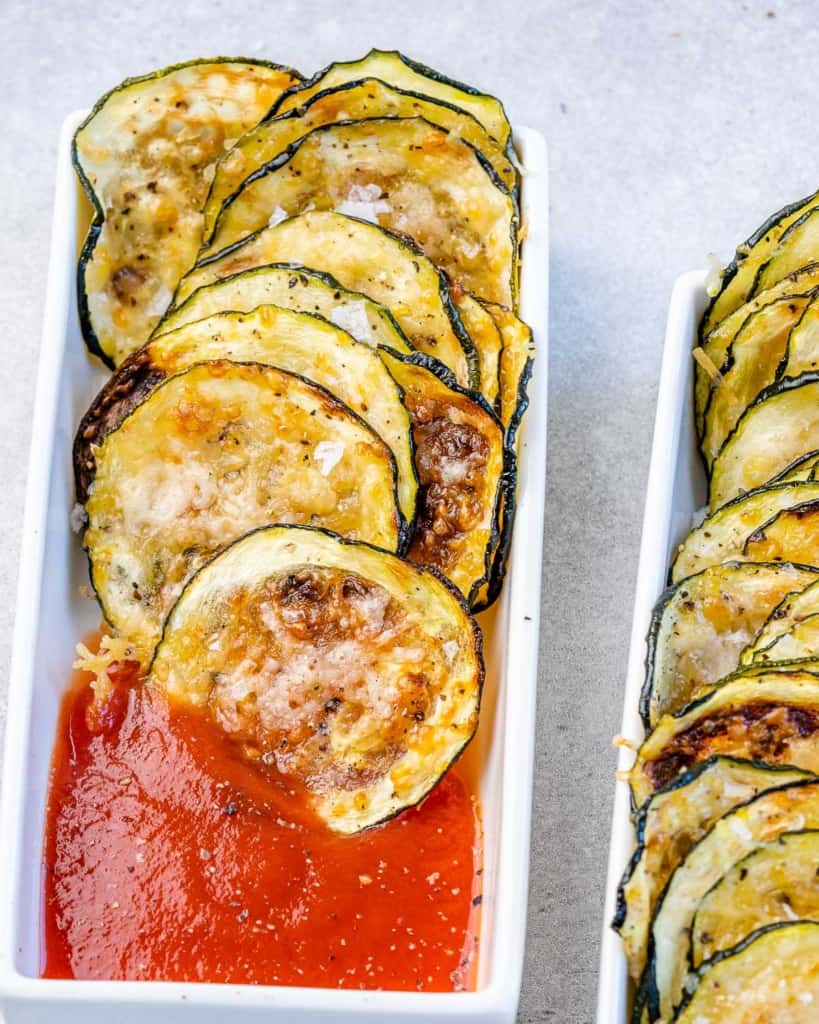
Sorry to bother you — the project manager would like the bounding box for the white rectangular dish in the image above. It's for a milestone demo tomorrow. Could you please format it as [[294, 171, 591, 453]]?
[[0, 112, 549, 1024], [595, 270, 709, 1023]]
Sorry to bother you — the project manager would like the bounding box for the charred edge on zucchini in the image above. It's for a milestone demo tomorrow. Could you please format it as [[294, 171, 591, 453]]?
[[72, 57, 303, 367], [210, 116, 519, 310]]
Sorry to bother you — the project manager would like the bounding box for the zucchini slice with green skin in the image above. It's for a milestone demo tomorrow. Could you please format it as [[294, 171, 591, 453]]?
[[453, 291, 502, 408], [148, 524, 483, 834], [155, 263, 412, 357], [780, 291, 819, 378], [203, 77, 517, 244], [641, 778, 819, 1022], [673, 922, 819, 1023], [484, 302, 535, 436], [630, 672, 819, 807], [742, 576, 819, 666], [204, 117, 519, 308], [671, 482, 819, 582], [695, 263, 819, 438], [269, 49, 512, 147], [700, 293, 814, 467], [699, 189, 819, 340], [742, 498, 819, 565], [81, 361, 402, 658], [755, 206, 819, 295], [691, 831, 819, 966], [613, 756, 812, 982], [76, 306, 418, 528], [749, 613, 819, 666], [641, 561, 818, 727], [710, 374, 819, 512], [768, 448, 819, 484], [378, 350, 504, 607], [175, 210, 479, 388], [73, 58, 302, 367]]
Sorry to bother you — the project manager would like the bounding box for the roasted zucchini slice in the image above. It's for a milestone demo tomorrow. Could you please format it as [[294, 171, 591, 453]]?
[[175, 210, 479, 388], [204, 118, 518, 308], [674, 922, 819, 1023], [484, 302, 534, 436], [452, 291, 502, 408], [768, 448, 819, 484], [155, 263, 412, 357], [379, 351, 505, 607], [780, 291, 819, 378], [641, 561, 818, 726], [76, 306, 417, 527], [203, 77, 517, 244], [73, 58, 301, 366], [695, 263, 819, 437], [742, 498, 819, 566], [700, 294, 814, 467], [81, 361, 402, 657], [699, 189, 819, 339], [643, 778, 819, 1022], [755, 206, 819, 295], [691, 831, 819, 966], [742, 577, 819, 665], [613, 756, 811, 981], [671, 482, 819, 581], [749, 614, 819, 665], [710, 374, 819, 511], [630, 671, 819, 806], [148, 525, 483, 834], [270, 49, 511, 147]]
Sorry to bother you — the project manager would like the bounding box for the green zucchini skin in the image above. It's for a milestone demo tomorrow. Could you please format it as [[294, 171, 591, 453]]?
[[698, 188, 819, 340], [73, 57, 303, 368], [147, 522, 484, 834], [673, 921, 819, 1022], [209, 115, 519, 311], [267, 48, 512, 145]]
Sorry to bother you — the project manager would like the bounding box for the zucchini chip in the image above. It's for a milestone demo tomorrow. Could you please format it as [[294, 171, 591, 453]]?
[[710, 374, 819, 511], [613, 756, 811, 981], [155, 264, 412, 357], [691, 831, 819, 966], [695, 263, 819, 436], [700, 293, 814, 467], [81, 361, 402, 657], [671, 482, 819, 581], [742, 577, 819, 665], [175, 210, 479, 388], [76, 306, 418, 527], [755, 206, 819, 295], [781, 291, 819, 378], [452, 291, 502, 408], [630, 672, 819, 806], [203, 77, 517, 244], [749, 614, 819, 666], [768, 448, 819, 484], [699, 189, 819, 339], [270, 49, 512, 147], [484, 302, 535, 436], [641, 561, 818, 726], [73, 58, 301, 366], [379, 351, 504, 607], [643, 778, 819, 1022], [742, 498, 819, 565], [676, 923, 819, 1023], [148, 525, 483, 834], [204, 118, 518, 308]]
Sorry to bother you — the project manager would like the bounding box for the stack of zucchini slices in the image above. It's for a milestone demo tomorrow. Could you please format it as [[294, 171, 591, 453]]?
[[617, 194, 819, 1021], [71, 52, 533, 834]]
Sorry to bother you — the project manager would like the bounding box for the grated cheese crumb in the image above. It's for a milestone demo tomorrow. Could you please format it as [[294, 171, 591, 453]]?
[[704, 253, 724, 297], [73, 633, 136, 701], [313, 440, 345, 476], [692, 346, 723, 385], [268, 205, 288, 228], [69, 503, 88, 534], [335, 183, 390, 224], [330, 301, 375, 346]]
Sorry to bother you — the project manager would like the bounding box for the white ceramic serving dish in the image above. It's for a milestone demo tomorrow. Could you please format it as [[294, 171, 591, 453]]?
[[595, 270, 709, 1023], [0, 112, 549, 1024]]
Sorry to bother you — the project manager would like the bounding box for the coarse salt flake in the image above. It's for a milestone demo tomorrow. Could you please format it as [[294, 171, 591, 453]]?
[[314, 440, 345, 475]]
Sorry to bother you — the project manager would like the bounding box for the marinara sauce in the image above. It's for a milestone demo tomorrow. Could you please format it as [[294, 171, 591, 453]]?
[[41, 658, 482, 991]]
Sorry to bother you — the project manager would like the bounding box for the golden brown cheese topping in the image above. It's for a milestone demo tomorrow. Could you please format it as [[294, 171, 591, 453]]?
[[162, 567, 444, 792]]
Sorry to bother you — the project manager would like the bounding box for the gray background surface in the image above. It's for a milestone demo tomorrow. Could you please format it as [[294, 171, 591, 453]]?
[[0, 1, 815, 1020]]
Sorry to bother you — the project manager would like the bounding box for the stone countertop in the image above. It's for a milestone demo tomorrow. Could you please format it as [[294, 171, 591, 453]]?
[[1, 2, 815, 1020]]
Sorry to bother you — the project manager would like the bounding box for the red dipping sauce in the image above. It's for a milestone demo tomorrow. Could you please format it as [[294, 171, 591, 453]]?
[[41, 658, 482, 991]]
